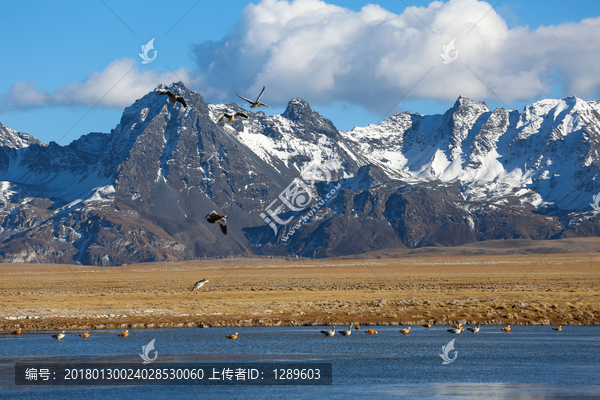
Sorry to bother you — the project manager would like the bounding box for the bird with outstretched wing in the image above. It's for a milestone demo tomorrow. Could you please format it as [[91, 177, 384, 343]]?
[[237, 86, 270, 109], [158, 90, 187, 107], [217, 111, 248, 123], [205, 211, 227, 235]]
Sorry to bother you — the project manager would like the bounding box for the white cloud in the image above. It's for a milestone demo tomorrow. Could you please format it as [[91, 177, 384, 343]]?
[[3, 0, 599, 115], [0, 59, 194, 112], [191, 0, 600, 111]]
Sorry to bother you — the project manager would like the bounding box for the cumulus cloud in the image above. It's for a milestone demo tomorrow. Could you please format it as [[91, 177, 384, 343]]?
[[191, 0, 600, 111], [3, 0, 599, 114], [0, 59, 194, 112]]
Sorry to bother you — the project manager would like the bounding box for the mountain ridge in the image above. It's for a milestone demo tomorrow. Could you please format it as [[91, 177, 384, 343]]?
[[0, 82, 599, 264]]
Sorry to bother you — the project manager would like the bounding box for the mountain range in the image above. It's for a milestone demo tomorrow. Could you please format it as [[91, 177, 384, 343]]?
[[0, 82, 599, 265]]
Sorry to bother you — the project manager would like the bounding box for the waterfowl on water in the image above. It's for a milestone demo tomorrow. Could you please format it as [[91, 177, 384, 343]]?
[[321, 326, 335, 337], [339, 325, 353, 336], [53, 331, 66, 340], [467, 325, 480, 334]]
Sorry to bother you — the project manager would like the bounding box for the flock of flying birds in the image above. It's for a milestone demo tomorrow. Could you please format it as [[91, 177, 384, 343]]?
[[158, 85, 273, 239], [157, 85, 269, 123]]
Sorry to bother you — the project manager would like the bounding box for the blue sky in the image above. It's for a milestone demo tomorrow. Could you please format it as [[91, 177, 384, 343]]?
[[1, 0, 599, 145]]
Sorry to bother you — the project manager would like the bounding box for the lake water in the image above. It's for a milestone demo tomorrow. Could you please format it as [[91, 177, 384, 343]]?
[[1, 326, 599, 399]]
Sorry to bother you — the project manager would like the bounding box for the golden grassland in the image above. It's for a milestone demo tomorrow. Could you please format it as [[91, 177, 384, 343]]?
[[1, 253, 599, 332]]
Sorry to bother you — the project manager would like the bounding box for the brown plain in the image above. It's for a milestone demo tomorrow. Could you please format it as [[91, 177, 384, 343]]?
[[1, 250, 599, 332]]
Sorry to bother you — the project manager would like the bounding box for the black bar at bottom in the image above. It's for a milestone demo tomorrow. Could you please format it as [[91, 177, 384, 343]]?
[[15, 362, 332, 385]]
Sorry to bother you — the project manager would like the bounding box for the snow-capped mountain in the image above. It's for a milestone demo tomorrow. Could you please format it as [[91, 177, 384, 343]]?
[[341, 96, 600, 211], [0, 83, 599, 264]]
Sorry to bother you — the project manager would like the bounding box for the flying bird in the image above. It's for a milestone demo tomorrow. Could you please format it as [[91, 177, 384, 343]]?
[[227, 333, 238, 340], [217, 111, 248, 123], [237, 86, 270, 109], [191, 279, 210, 293], [119, 330, 129, 337], [365, 329, 378, 335], [339, 325, 353, 336], [158, 90, 187, 107], [80, 332, 91, 338], [467, 325, 480, 334], [205, 211, 227, 235], [501, 325, 511, 332], [553, 326, 562, 331], [447, 327, 462, 334], [400, 327, 411, 335], [321, 326, 335, 337], [52, 331, 66, 340], [422, 323, 432, 329]]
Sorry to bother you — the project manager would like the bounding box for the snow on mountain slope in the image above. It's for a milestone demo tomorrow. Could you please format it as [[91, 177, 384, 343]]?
[[209, 98, 357, 181], [0, 122, 41, 149], [206, 93, 600, 213], [337, 96, 600, 211]]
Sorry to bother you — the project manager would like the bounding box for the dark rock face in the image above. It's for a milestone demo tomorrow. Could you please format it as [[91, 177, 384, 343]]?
[[0, 84, 600, 264], [0, 83, 290, 264], [282, 98, 339, 139]]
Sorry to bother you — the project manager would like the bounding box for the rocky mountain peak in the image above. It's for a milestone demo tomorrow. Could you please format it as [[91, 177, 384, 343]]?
[[283, 98, 312, 120], [282, 98, 338, 139], [0, 122, 43, 149], [452, 95, 491, 114]]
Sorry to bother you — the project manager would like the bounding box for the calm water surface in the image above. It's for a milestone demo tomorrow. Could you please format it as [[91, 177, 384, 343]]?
[[1, 326, 599, 399]]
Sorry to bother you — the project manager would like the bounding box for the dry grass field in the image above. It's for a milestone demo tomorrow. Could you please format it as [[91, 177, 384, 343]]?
[[1, 251, 599, 332]]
